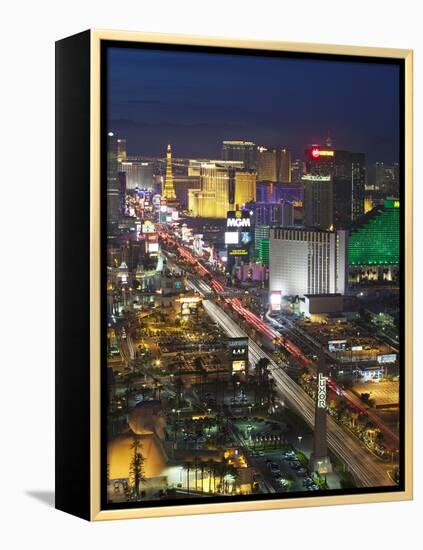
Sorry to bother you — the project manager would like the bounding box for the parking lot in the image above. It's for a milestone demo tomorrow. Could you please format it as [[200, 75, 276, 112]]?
[[351, 380, 399, 407], [297, 317, 395, 363], [251, 449, 326, 493]]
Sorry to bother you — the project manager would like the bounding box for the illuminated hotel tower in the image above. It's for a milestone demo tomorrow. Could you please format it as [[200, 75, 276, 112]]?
[[107, 132, 120, 224], [163, 144, 176, 199], [188, 163, 256, 218], [310, 352, 332, 474]]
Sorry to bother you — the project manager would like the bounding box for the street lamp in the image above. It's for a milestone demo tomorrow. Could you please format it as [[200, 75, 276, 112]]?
[[298, 435, 303, 448], [391, 449, 399, 466]]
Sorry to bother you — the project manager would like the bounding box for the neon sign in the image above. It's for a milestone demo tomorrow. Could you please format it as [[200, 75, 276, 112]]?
[[317, 372, 327, 409], [228, 249, 248, 256], [227, 217, 251, 228], [311, 148, 334, 158], [232, 360, 246, 373]]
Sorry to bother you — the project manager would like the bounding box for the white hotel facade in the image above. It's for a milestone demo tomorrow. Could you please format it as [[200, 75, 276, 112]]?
[[269, 227, 348, 298]]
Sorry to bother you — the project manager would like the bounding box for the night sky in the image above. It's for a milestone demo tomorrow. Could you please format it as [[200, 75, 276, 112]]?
[[107, 46, 400, 164]]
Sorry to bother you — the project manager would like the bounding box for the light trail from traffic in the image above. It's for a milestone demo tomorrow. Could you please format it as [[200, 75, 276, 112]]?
[[200, 296, 392, 489], [162, 230, 399, 448]]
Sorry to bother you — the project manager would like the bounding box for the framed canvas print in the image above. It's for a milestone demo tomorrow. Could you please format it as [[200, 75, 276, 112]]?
[[55, 30, 413, 521]]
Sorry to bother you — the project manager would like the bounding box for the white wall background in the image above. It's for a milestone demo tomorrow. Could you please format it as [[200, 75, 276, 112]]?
[[0, 0, 420, 547]]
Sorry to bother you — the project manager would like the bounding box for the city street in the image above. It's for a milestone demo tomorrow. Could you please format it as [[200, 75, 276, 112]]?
[[201, 295, 393, 488]]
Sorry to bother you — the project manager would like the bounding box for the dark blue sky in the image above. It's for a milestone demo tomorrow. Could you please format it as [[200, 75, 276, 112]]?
[[107, 46, 400, 163]]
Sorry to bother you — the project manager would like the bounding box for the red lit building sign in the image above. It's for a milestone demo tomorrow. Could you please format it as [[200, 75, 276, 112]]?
[[307, 147, 335, 159]]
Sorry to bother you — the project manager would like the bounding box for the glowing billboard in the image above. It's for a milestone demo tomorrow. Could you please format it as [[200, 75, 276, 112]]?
[[225, 232, 239, 245]]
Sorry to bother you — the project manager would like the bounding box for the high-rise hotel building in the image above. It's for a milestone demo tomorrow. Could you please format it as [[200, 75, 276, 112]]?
[[188, 162, 256, 218], [302, 145, 365, 229], [269, 227, 348, 297], [349, 198, 400, 283], [302, 174, 334, 230], [116, 137, 127, 163], [188, 159, 244, 176], [248, 200, 294, 226], [333, 151, 366, 224], [257, 146, 277, 182], [257, 146, 292, 183], [107, 132, 121, 224], [248, 200, 294, 263], [278, 148, 292, 183], [120, 161, 154, 190], [222, 140, 257, 171]]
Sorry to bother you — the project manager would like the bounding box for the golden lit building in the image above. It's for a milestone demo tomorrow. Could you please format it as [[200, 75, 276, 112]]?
[[278, 148, 291, 183], [364, 196, 374, 213], [188, 162, 256, 218], [108, 400, 169, 481], [117, 137, 127, 162], [234, 170, 256, 208], [257, 146, 277, 182], [188, 189, 216, 217]]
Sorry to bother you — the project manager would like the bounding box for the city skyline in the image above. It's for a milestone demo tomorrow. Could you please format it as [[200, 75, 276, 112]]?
[[107, 46, 400, 163], [105, 44, 402, 507]]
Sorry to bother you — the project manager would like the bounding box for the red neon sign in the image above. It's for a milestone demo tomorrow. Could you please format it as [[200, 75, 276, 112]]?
[[311, 147, 320, 158]]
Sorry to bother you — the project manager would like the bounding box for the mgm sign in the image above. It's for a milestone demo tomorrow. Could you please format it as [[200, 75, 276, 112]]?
[[226, 209, 251, 228]]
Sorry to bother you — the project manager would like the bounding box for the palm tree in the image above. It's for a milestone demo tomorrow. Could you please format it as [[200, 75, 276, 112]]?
[[200, 461, 205, 492], [253, 357, 271, 406], [129, 436, 146, 500], [206, 417, 213, 437], [175, 377, 183, 409], [222, 463, 238, 494], [193, 457, 199, 491], [207, 460, 216, 493], [185, 461, 192, 494], [216, 461, 227, 493], [256, 357, 270, 381]]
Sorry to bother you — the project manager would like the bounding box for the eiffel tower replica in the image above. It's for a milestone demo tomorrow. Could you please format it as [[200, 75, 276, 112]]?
[[162, 144, 179, 207]]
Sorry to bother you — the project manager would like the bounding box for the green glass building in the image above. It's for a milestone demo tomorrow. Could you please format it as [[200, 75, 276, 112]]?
[[259, 239, 270, 266], [348, 199, 400, 267], [254, 224, 270, 260]]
